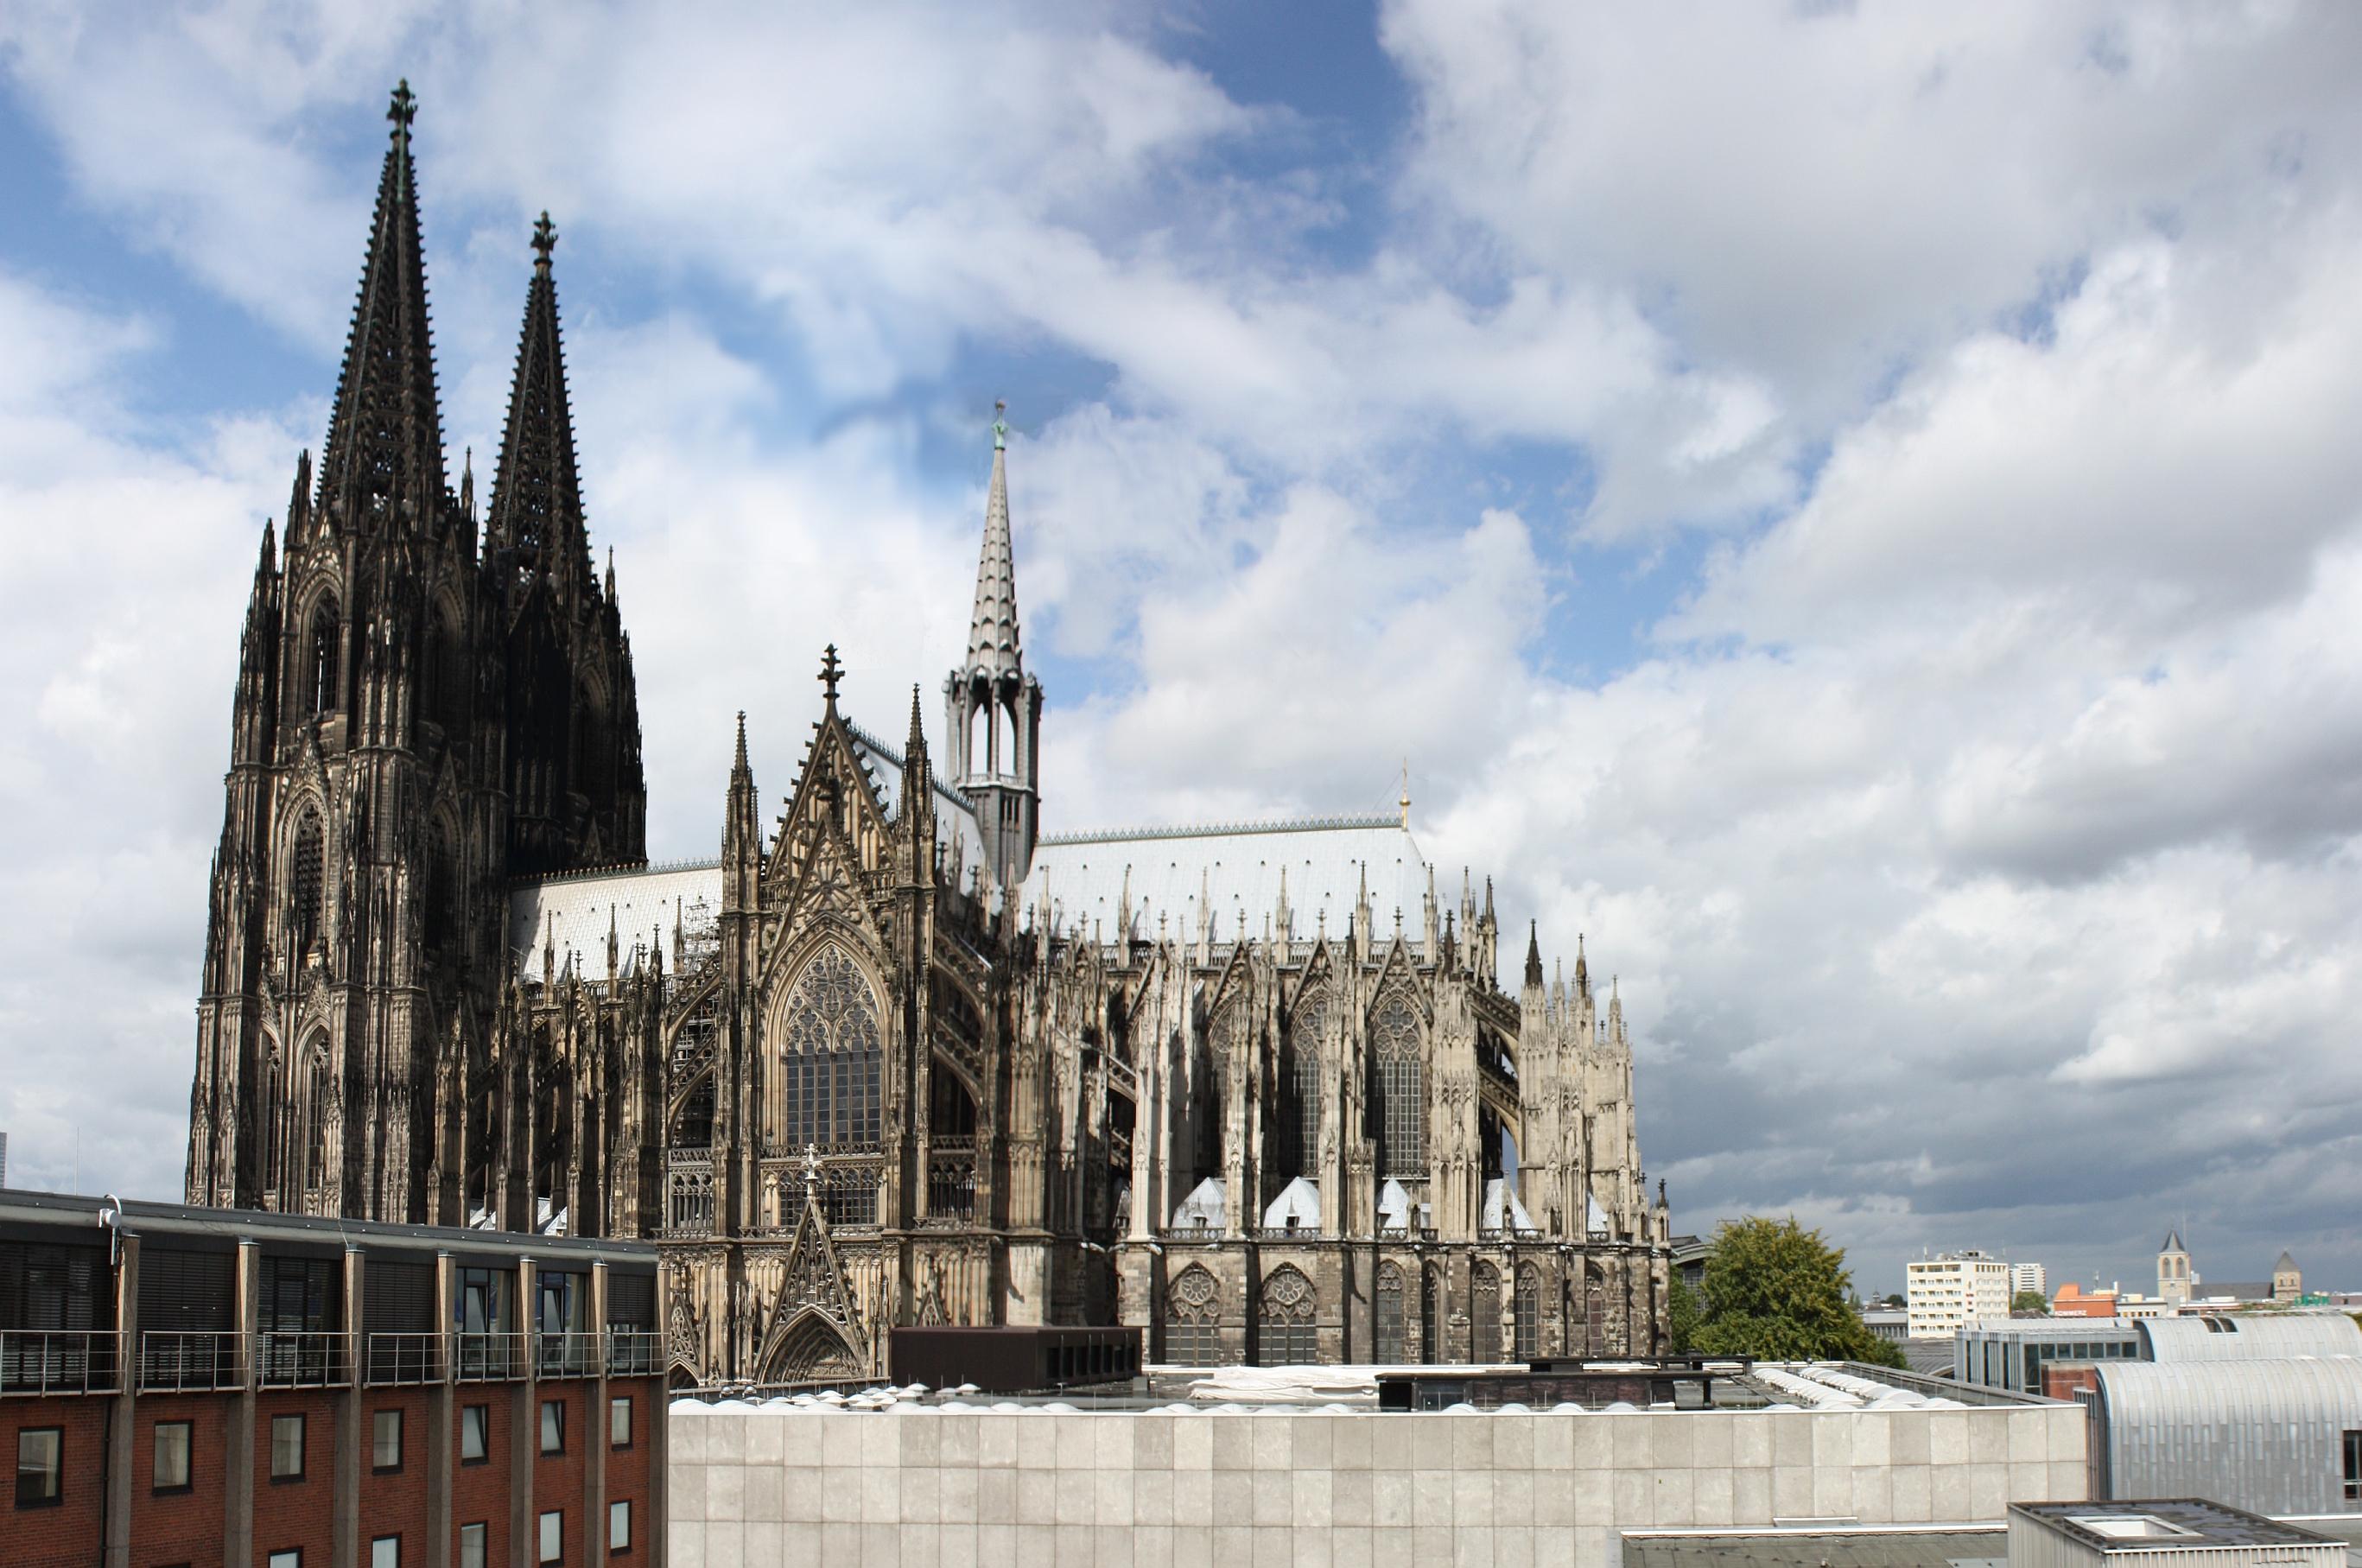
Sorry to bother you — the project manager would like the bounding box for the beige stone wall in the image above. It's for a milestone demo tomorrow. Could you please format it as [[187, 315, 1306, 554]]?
[[668, 1402, 2087, 1568]]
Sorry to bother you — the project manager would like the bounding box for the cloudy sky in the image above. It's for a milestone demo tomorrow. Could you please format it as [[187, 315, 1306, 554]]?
[[4, 1, 2359, 1295]]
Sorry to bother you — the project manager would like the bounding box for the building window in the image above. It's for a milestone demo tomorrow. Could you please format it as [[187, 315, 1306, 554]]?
[[370, 1537, 398, 1568], [778, 945, 885, 1150], [16, 1427, 62, 1508], [538, 1509, 563, 1565], [1256, 1266, 1318, 1366], [372, 1409, 402, 1472], [1514, 1265, 1542, 1362], [540, 1399, 564, 1456], [1374, 1263, 1406, 1364], [459, 1524, 487, 1568], [2345, 1429, 2361, 1501], [1420, 1266, 1441, 1363], [1470, 1263, 1502, 1363], [1165, 1265, 1221, 1367], [268, 1553, 301, 1568], [610, 1499, 632, 1553], [460, 1404, 489, 1464], [1371, 992, 1425, 1175], [153, 1420, 193, 1494], [610, 1396, 632, 1450], [270, 1414, 305, 1481]]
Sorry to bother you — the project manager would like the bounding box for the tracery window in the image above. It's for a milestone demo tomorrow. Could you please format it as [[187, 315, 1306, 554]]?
[[1514, 1263, 1542, 1361], [308, 598, 340, 715], [1165, 1266, 1221, 1367], [1470, 1262, 1502, 1363], [1256, 1266, 1318, 1367], [1420, 1265, 1440, 1364], [1375, 1262, 1406, 1364], [289, 813, 325, 955], [777, 947, 883, 1150], [1280, 991, 1325, 1178], [1371, 990, 1424, 1176], [300, 1051, 333, 1197]]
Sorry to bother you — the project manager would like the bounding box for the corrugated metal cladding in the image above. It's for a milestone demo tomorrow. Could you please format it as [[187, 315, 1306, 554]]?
[[2091, 1358, 2362, 1515], [2138, 1312, 2362, 1362]]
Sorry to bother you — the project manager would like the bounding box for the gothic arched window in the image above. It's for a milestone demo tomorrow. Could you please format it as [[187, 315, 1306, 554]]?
[[424, 605, 466, 733], [1280, 990, 1325, 1178], [1370, 989, 1424, 1176], [289, 812, 325, 955], [1375, 1261, 1406, 1364], [1420, 1264, 1441, 1364], [307, 597, 340, 716], [1470, 1262, 1502, 1363], [1514, 1263, 1542, 1361], [300, 1050, 333, 1198], [1165, 1265, 1221, 1368], [777, 946, 883, 1150], [1256, 1266, 1318, 1367]]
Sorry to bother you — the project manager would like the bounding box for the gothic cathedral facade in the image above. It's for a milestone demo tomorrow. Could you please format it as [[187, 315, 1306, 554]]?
[[188, 87, 1671, 1385]]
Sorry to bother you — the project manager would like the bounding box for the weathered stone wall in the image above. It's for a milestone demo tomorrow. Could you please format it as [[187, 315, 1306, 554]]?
[[668, 1400, 2087, 1568]]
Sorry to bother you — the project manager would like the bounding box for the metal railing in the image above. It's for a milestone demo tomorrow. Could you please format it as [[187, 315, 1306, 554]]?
[[140, 1330, 245, 1393], [449, 1330, 526, 1384], [532, 1330, 601, 1380], [255, 1330, 351, 1389], [365, 1332, 445, 1386], [0, 1330, 121, 1397], [605, 1331, 662, 1378]]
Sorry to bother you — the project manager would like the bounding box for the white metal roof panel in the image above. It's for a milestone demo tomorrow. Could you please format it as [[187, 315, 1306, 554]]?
[[511, 860, 723, 985]]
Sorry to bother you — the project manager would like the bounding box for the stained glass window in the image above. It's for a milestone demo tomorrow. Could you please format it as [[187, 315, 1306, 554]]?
[[1166, 1266, 1221, 1367], [1375, 1263, 1406, 1364], [1372, 991, 1423, 1176], [1471, 1262, 1502, 1363], [1257, 1266, 1318, 1366], [778, 947, 883, 1150]]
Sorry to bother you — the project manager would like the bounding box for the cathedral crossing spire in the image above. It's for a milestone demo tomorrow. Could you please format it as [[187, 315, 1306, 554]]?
[[966, 399, 1023, 685]]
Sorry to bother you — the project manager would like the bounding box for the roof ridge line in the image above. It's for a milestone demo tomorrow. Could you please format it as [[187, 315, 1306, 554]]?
[[1038, 814, 1400, 848], [842, 717, 979, 813], [511, 855, 721, 889]]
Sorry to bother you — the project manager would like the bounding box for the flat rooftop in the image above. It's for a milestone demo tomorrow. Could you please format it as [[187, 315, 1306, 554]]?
[[2012, 1501, 2343, 1552]]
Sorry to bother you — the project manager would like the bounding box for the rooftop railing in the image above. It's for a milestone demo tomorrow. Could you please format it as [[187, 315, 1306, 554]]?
[[365, 1332, 445, 1387], [0, 1330, 121, 1398], [139, 1330, 244, 1393], [254, 1330, 351, 1390], [450, 1331, 526, 1384], [605, 1331, 662, 1378], [532, 1330, 602, 1381]]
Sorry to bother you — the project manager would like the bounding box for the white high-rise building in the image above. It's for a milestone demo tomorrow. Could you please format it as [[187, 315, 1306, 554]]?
[[2010, 1261, 2047, 1300], [1907, 1249, 2011, 1337]]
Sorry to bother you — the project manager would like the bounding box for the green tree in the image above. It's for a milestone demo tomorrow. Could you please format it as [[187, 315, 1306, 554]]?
[[1667, 1276, 1702, 1354], [1692, 1216, 1906, 1368], [2011, 1290, 2049, 1315]]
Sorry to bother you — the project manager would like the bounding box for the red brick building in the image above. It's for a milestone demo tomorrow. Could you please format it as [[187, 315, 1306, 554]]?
[[1, 1190, 665, 1567]]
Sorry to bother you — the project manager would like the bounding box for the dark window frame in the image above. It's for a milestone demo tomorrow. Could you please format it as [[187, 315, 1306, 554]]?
[[270, 1412, 307, 1482], [459, 1523, 488, 1568], [369, 1534, 400, 1568], [153, 1419, 194, 1496], [2343, 1428, 2361, 1501], [537, 1508, 563, 1565], [460, 1404, 490, 1466], [267, 1552, 302, 1568], [15, 1425, 64, 1508], [371, 1407, 403, 1474], [610, 1497, 632, 1555]]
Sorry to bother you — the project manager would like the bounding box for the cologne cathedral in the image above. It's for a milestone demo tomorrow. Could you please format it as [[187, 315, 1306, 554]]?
[[187, 86, 1671, 1384]]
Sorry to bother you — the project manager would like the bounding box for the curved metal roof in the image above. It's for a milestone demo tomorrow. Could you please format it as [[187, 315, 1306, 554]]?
[[2091, 1357, 2362, 1515], [2137, 1311, 2362, 1362]]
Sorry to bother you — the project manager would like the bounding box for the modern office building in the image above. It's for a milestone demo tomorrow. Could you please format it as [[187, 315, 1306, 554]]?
[[2011, 1263, 2047, 1301], [0, 1190, 665, 1568], [1908, 1250, 2010, 1338]]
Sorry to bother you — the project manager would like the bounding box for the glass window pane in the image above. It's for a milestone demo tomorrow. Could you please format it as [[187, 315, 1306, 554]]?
[[610, 1396, 632, 1448], [540, 1400, 563, 1455], [538, 1510, 562, 1564], [271, 1415, 304, 1479], [610, 1500, 631, 1551], [268, 1554, 301, 1568], [459, 1525, 486, 1568], [154, 1423, 191, 1491], [17, 1428, 62, 1506], [460, 1405, 488, 1462], [373, 1410, 401, 1470], [371, 1538, 398, 1568]]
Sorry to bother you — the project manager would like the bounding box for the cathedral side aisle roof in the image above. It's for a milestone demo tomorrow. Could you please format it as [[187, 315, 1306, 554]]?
[[511, 859, 722, 985], [1022, 816, 1432, 946]]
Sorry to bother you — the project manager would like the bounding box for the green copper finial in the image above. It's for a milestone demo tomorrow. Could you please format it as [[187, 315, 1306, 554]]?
[[994, 398, 1007, 451]]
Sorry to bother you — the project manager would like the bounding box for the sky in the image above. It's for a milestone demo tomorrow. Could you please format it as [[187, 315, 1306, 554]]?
[[3, 0, 2359, 1298]]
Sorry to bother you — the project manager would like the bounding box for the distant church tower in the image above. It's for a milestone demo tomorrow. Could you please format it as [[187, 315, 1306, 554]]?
[[944, 402, 1042, 886], [186, 83, 644, 1222], [2157, 1228, 2192, 1307]]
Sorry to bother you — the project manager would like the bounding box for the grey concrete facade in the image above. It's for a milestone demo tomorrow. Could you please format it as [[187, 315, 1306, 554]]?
[[665, 1402, 2089, 1568]]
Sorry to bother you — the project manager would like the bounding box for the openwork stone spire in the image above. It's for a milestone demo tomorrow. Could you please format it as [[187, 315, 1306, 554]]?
[[487, 209, 591, 602], [964, 399, 1024, 684], [318, 80, 448, 523]]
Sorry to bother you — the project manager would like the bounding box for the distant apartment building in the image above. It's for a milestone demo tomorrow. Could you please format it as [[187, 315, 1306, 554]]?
[[1905, 1249, 2010, 1338], [2009, 1261, 2045, 1300], [0, 1190, 665, 1568]]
